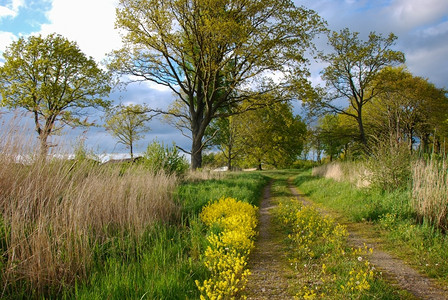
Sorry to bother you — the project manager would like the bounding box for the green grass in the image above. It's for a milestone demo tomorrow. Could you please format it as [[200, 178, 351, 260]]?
[[67, 171, 268, 299], [293, 169, 448, 286], [72, 224, 206, 300], [175, 172, 269, 215], [266, 171, 408, 299]]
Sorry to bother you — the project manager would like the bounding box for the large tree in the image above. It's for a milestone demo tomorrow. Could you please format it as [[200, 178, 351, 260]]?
[[109, 0, 325, 169], [0, 34, 111, 155], [309, 28, 405, 150], [104, 104, 152, 160], [237, 101, 307, 170], [364, 66, 448, 152]]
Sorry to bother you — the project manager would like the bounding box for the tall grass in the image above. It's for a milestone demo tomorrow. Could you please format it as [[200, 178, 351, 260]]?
[[412, 158, 448, 230], [311, 161, 371, 188], [0, 128, 179, 297]]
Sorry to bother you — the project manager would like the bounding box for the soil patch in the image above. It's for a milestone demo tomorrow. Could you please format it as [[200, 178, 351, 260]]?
[[245, 181, 295, 299]]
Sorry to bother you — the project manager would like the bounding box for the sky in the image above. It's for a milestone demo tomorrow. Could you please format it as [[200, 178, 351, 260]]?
[[1, 0, 448, 160]]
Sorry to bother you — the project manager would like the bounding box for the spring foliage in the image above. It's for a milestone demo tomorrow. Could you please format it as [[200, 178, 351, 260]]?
[[196, 197, 258, 299]]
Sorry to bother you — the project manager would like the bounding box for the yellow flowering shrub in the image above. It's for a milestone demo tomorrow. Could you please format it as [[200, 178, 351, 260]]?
[[196, 197, 258, 299]]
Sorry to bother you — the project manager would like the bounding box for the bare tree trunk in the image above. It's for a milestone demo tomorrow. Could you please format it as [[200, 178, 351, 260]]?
[[130, 142, 134, 162], [39, 134, 49, 158], [191, 136, 203, 170]]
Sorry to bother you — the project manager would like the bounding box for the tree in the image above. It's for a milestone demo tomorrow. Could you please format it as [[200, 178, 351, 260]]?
[[364, 66, 448, 152], [0, 34, 112, 156], [309, 28, 405, 150], [104, 104, 152, 160], [109, 0, 325, 169], [207, 115, 244, 171], [316, 114, 352, 161], [237, 101, 306, 169]]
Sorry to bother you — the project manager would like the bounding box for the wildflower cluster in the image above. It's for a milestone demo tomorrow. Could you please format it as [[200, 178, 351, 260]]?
[[274, 199, 378, 299], [196, 197, 258, 299]]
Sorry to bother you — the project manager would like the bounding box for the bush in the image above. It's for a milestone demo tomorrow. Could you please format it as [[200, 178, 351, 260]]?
[[142, 140, 189, 176], [367, 140, 412, 191]]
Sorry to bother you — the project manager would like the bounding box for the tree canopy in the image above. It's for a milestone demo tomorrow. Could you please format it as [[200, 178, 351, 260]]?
[[307, 28, 405, 151], [0, 34, 112, 155], [109, 0, 326, 169], [235, 101, 307, 169], [364, 66, 448, 152], [104, 104, 152, 160]]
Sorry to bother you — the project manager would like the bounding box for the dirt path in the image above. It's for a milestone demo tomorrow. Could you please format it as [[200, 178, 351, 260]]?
[[245, 181, 294, 299], [288, 181, 448, 300]]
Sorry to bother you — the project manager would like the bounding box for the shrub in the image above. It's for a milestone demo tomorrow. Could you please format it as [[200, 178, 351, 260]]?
[[142, 140, 189, 176], [367, 139, 412, 191]]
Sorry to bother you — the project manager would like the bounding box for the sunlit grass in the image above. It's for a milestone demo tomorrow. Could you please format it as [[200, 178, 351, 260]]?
[[295, 168, 448, 286]]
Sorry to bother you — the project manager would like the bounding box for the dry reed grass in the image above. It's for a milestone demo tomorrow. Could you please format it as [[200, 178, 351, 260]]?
[[312, 162, 371, 188], [0, 120, 179, 295], [412, 159, 448, 230], [185, 169, 225, 182]]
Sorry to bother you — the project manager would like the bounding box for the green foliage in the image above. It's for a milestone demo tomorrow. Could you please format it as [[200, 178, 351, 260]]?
[[176, 172, 269, 216], [365, 66, 448, 154], [294, 170, 413, 222], [291, 159, 321, 170], [236, 101, 307, 169], [295, 169, 448, 284], [0, 33, 111, 154], [72, 224, 206, 300], [110, 0, 326, 169], [142, 140, 189, 176], [315, 114, 354, 161], [104, 104, 151, 160], [308, 28, 405, 149], [367, 139, 412, 191]]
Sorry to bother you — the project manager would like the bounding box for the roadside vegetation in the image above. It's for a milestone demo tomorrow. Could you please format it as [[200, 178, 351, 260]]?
[[263, 171, 410, 299], [0, 129, 267, 299], [295, 159, 448, 287]]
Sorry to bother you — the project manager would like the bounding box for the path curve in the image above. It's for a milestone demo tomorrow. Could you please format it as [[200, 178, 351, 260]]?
[[245, 181, 294, 299], [288, 181, 448, 300]]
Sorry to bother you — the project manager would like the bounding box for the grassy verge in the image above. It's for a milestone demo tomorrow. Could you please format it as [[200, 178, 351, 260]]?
[[293, 169, 448, 287], [72, 171, 268, 299], [266, 171, 408, 299], [0, 132, 268, 300]]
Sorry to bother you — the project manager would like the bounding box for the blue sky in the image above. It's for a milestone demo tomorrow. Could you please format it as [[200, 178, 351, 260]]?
[[1, 0, 448, 160]]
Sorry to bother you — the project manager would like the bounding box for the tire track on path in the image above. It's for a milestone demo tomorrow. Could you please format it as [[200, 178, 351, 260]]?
[[245, 180, 295, 299], [288, 180, 448, 300]]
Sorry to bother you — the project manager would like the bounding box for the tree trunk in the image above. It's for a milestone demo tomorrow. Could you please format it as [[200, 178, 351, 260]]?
[[357, 114, 368, 150], [39, 134, 49, 158], [227, 145, 232, 171], [130, 142, 134, 162], [191, 135, 203, 170], [257, 158, 262, 170]]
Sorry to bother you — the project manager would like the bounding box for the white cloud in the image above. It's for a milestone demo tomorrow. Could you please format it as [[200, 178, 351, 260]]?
[[0, 0, 25, 18], [0, 31, 17, 53], [0, 6, 16, 18], [389, 0, 448, 29], [39, 0, 122, 62]]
